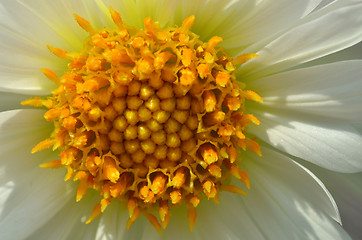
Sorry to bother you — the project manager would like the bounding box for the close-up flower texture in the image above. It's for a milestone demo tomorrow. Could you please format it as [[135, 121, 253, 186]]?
[[1, 0, 362, 239]]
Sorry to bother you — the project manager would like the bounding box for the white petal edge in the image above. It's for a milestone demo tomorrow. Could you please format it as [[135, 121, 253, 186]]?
[[301, 162, 362, 240], [249, 106, 362, 173], [0, 92, 32, 112], [239, 0, 362, 80], [26, 192, 102, 240], [0, 0, 112, 95], [0, 109, 74, 240], [194, 147, 347, 240], [248, 60, 362, 121]]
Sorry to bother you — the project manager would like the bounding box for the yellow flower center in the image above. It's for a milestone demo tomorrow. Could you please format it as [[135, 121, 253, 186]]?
[[22, 8, 263, 233]]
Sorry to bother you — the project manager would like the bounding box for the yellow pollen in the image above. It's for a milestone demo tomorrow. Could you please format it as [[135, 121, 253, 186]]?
[[23, 8, 263, 233]]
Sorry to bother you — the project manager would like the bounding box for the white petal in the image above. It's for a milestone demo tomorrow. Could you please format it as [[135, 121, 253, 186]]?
[[0, 0, 111, 95], [248, 60, 362, 121], [219, 0, 322, 53], [240, 0, 362, 80], [304, 163, 362, 240], [194, 147, 347, 240], [249, 106, 362, 173], [0, 92, 32, 112], [27, 192, 101, 240], [0, 110, 73, 240]]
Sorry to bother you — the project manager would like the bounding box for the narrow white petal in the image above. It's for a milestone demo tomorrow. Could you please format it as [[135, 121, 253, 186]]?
[[249, 60, 362, 121], [0, 110, 73, 240], [0, 92, 32, 112], [249, 106, 362, 173], [240, 0, 362, 79], [194, 147, 347, 239], [0, 0, 111, 95], [27, 192, 101, 240], [220, 0, 322, 53], [304, 163, 362, 240]]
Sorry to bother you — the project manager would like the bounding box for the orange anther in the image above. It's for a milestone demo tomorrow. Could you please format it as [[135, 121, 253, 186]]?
[[233, 53, 259, 65], [229, 165, 250, 189], [86, 199, 111, 224], [240, 114, 261, 126], [203, 90, 217, 112], [74, 14, 95, 34], [40, 68, 59, 84], [150, 173, 168, 195], [207, 36, 223, 50], [21, 97, 43, 107], [187, 206, 197, 232], [127, 197, 138, 218], [82, 77, 109, 92], [189, 196, 200, 208], [75, 177, 88, 202], [126, 207, 140, 230], [203, 111, 225, 126], [159, 200, 170, 229], [85, 155, 101, 175], [207, 164, 222, 178], [181, 48, 193, 67], [44, 108, 61, 121], [221, 185, 248, 195], [64, 166, 74, 181], [172, 168, 187, 188], [182, 15, 195, 30], [139, 185, 155, 203], [31, 139, 54, 153], [223, 96, 241, 111], [62, 116, 77, 131], [218, 124, 234, 138], [86, 57, 105, 71], [104, 49, 133, 64], [144, 213, 162, 234], [179, 68, 196, 86], [60, 147, 79, 165], [154, 51, 175, 70], [199, 143, 218, 165], [202, 180, 217, 199], [170, 190, 182, 204], [144, 17, 158, 37], [197, 63, 210, 79], [103, 157, 120, 183], [86, 203, 102, 224], [215, 71, 230, 87], [47, 45, 69, 59], [136, 57, 154, 75], [39, 160, 62, 168], [110, 7, 123, 29], [246, 139, 262, 156], [242, 90, 264, 103]]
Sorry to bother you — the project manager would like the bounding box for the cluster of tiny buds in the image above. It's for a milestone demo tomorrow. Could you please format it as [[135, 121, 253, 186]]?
[[23, 8, 262, 233]]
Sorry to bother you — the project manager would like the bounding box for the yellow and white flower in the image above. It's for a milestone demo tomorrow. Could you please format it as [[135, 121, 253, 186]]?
[[1, 0, 362, 239]]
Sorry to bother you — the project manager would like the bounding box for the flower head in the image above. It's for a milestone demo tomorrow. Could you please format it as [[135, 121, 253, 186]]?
[[1, 0, 362, 239]]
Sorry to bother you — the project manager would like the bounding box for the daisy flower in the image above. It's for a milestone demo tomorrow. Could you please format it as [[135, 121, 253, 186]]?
[[1, 0, 362, 239]]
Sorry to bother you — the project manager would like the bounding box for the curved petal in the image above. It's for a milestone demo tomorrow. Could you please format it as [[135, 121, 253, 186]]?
[[26, 192, 101, 240], [240, 0, 362, 80], [0, 0, 111, 95], [303, 163, 362, 240], [217, 0, 322, 53], [194, 147, 347, 240], [0, 110, 73, 240], [248, 60, 362, 121], [249, 106, 362, 173]]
